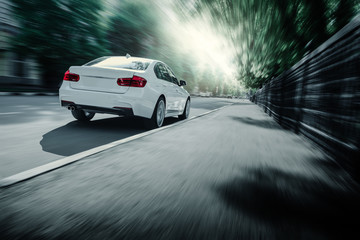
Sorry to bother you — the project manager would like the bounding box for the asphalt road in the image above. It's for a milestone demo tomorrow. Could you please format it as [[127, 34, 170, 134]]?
[[0, 95, 239, 178], [1, 98, 359, 239]]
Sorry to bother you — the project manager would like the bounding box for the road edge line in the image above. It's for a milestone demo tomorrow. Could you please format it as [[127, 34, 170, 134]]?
[[0, 104, 232, 188]]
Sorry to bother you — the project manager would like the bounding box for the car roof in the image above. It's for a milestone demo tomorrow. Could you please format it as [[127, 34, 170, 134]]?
[[103, 56, 156, 63]]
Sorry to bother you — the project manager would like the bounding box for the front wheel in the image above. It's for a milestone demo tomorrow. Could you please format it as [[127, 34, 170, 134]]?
[[71, 109, 95, 122], [179, 99, 190, 120]]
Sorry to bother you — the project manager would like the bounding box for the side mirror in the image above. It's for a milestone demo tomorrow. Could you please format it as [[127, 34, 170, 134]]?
[[179, 80, 186, 86]]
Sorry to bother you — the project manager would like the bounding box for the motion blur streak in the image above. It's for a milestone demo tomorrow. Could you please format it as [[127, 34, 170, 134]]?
[[252, 13, 360, 180], [3, 0, 360, 94], [1, 0, 360, 239], [1, 101, 360, 239], [154, 0, 237, 79]]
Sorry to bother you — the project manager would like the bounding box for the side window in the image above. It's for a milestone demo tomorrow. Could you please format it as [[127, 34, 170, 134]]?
[[160, 64, 171, 82], [154, 63, 172, 82], [154, 63, 163, 79], [165, 65, 179, 85]]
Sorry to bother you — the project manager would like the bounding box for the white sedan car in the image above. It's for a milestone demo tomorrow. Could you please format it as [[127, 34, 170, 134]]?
[[59, 55, 190, 128]]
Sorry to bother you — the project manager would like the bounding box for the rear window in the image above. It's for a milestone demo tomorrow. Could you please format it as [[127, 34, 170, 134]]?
[[84, 57, 151, 71]]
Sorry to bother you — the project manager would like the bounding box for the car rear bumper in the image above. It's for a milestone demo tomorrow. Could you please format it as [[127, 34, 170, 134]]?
[[59, 83, 156, 119], [61, 100, 134, 116]]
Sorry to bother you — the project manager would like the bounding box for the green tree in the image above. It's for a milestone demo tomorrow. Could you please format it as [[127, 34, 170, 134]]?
[[193, 0, 359, 89], [108, 0, 159, 57], [11, 0, 110, 87], [333, 0, 355, 31]]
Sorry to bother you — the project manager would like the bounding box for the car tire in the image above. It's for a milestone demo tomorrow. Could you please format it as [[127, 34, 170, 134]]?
[[145, 97, 166, 129], [178, 98, 190, 120], [71, 109, 95, 122]]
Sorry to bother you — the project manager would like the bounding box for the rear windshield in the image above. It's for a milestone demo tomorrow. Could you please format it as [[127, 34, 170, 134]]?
[[84, 57, 151, 71]]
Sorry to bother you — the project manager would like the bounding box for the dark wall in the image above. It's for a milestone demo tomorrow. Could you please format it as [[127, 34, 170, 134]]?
[[252, 15, 360, 176]]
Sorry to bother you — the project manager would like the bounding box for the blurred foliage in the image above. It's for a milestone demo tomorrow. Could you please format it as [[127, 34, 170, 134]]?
[[9, 0, 360, 91], [193, 0, 360, 88], [108, 1, 157, 56], [11, 0, 110, 87]]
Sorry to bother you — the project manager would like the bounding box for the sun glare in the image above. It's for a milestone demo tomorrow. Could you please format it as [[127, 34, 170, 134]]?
[[155, 0, 238, 81]]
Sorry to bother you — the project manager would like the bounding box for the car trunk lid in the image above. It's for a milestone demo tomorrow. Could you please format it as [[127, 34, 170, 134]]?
[[68, 66, 138, 94]]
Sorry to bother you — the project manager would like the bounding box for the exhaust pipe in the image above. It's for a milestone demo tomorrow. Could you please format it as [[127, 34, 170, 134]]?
[[67, 105, 76, 111]]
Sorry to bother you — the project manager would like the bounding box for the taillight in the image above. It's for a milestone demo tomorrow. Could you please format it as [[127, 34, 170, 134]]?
[[131, 75, 147, 87], [117, 75, 147, 88], [63, 70, 80, 82], [117, 78, 132, 86]]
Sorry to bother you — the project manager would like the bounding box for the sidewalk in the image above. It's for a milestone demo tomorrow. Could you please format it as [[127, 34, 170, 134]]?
[[0, 102, 358, 239]]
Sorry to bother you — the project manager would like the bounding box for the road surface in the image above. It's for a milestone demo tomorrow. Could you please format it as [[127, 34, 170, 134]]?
[[0, 97, 358, 239], [0, 95, 238, 178]]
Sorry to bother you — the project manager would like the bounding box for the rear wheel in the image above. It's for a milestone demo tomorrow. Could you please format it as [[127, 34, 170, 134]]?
[[71, 109, 95, 122], [145, 97, 165, 129], [179, 98, 190, 120]]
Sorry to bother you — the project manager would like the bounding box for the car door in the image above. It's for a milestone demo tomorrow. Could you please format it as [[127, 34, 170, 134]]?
[[154, 63, 178, 114], [165, 65, 188, 113]]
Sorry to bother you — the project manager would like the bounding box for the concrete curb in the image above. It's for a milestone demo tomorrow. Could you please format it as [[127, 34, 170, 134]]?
[[0, 104, 233, 188]]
